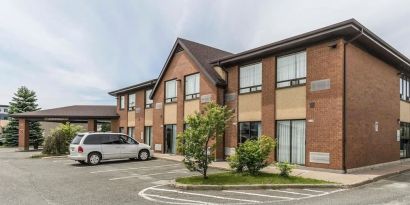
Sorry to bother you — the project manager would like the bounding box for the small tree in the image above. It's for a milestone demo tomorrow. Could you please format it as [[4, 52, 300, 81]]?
[[228, 135, 276, 175], [4, 86, 43, 148], [100, 122, 111, 132], [43, 122, 84, 155], [177, 102, 233, 179]]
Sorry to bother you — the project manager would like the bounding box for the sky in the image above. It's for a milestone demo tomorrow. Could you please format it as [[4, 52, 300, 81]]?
[[0, 0, 409, 109]]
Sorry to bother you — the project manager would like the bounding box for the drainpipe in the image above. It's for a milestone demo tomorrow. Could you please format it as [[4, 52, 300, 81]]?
[[343, 28, 364, 173]]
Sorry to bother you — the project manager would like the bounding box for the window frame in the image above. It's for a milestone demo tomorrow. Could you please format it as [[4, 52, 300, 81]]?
[[239, 62, 262, 94], [145, 89, 154, 109], [400, 75, 410, 102], [119, 96, 125, 110], [275, 119, 306, 165], [276, 51, 307, 89], [184, 72, 200, 100], [128, 93, 136, 111], [237, 121, 262, 144], [127, 127, 135, 138], [144, 126, 153, 147], [165, 79, 178, 103]]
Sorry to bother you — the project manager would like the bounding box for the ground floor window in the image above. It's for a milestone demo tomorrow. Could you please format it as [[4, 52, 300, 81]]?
[[119, 127, 124, 134], [164, 124, 177, 154], [144, 126, 153, 147], [276, 120, 306, 165], [238, 121, 261, 144], [401, 122, 410, 158], [127, 127, 135, 138]]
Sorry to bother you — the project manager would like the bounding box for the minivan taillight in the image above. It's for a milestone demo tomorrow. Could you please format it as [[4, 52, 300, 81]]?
[[78, 146, 84, 153]]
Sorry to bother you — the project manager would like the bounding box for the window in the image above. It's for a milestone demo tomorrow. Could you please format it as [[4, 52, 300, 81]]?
[[400, 122, 410, 158], [240, 63, 262, 93], [277, 120, 306, 165], [400, 76, 410, 101], [144, 126, 153, 147], [185, 73, 200, 100], [71, 135, 84, 145], [119, 96, 125, 110], [238, 122, 261, 144], [145, 89, 153, 108], [119, 127, 125, 134], [102, 135, 123, 144], [3, 109, 8, 113], [127, 127, 135, 138], [128, 94, 136, 111], [277, 51, 307, 88], [83, 134, 104, 145], [165, 80, 177, 103]]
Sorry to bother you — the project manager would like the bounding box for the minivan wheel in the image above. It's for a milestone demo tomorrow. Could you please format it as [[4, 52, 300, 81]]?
[[88, 152, 101, 165], [138, 150, 150, 161]]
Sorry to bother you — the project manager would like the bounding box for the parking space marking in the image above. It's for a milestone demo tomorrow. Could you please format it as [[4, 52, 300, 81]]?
[[149, 187, 261, 203], [143, 194, 213, 205], [223, 190, 294, 200], [303, 189, 327, 193], [270, 189, 314, 196], [90, 163, 180, 174], [109, 169, 188, 181]]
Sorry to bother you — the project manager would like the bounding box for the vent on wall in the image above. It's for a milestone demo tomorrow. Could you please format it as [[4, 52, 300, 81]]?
[[311, 79, 331, 92]]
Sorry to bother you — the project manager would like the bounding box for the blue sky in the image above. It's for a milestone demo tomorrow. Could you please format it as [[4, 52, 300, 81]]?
[[1, 0, 409, 109]]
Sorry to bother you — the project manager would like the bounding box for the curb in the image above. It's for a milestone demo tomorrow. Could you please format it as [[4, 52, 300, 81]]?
[[172, 182, 343, 190], [344, 168, 410, 188], [41, 155, 68, 159]]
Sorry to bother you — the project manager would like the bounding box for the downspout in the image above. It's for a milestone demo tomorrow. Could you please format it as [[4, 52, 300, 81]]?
[[343, 28, 364, 173]]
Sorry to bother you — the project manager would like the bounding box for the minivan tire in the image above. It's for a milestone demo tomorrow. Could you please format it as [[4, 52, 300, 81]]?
[[138, 150, 150, 161], [88, 152, 101, 165]]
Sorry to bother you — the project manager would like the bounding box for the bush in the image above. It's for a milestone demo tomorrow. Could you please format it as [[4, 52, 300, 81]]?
[[42, 123, 83, 155], [228, 135, 275, 175], [276, 162, 294, 177]]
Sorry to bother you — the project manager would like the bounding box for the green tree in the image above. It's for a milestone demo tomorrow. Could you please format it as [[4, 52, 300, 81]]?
[[177, 102, 233, 179], [43, 122, 84, 155], [4, 86, 43, 148], [100, 122, 111, 132]]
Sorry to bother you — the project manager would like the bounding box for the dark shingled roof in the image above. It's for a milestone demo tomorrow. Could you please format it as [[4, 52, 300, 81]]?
[[10, 105, 118, 119], [108, 79, 157, 96], [150, 38, 233, 98]]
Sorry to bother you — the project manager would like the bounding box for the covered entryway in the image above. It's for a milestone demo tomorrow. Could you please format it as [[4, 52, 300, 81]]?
[[10, 105, 119, 151]]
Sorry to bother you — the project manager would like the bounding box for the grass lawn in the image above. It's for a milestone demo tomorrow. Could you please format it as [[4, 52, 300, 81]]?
[[176, 172, 332, 185]]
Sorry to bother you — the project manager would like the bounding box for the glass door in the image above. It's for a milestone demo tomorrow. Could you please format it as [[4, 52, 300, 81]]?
[[276, 120, 306, 165], [164, 124, 177, 154]]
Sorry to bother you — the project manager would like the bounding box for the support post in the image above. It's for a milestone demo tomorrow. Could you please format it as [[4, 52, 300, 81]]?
[[110, 119, 119, 132], [18, 118, 29, 151], [87, 119, 97, 132]]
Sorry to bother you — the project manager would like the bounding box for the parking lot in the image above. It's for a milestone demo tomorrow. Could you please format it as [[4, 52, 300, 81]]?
[[0, 148, 349, 205]]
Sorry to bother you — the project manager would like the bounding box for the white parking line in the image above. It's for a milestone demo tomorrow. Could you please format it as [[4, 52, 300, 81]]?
[[270, 189, 314, 196], [143, 194, 214, 205], [303, 189, 327, 193], [223, 190, 294, 200], [90, 163, 180, 174], [150, 187, 261, 203], [109, 169, 188, 181]]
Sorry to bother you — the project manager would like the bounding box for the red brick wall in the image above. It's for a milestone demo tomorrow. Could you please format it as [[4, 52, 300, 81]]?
[[135, 90, 145, 141], [151, 50, 219, 154], [224, 65, 239, 152], [345, 44, 400, 169], [117, 95, 128, 132], [305, 39, 345, 169]]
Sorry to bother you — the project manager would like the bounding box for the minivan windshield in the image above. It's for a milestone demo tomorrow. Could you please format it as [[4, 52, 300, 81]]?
[[71, 135, 84, 144]]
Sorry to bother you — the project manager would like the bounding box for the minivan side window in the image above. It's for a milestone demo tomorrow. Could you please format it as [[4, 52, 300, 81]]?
[[83, 134, 104, 144], [71, 135, 84, 144]]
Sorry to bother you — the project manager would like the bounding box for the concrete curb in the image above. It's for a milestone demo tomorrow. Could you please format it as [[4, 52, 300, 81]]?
[[171, 181, 343, 190], [40, 155, 68, 159], [344, 168, 410, 189]]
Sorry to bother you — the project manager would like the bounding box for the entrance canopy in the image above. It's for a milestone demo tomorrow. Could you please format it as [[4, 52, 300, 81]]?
[[10, 105, 119, 151]]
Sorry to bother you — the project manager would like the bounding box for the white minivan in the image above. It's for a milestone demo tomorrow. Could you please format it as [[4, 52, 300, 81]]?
[[68, 132, 153, 165]]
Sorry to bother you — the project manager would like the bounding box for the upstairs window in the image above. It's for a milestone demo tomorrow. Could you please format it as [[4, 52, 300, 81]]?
[[277, 51, 307, 88], [145, 89, 153, 108], [128, 94, 136, 111], [401, 76, 410, 101], [240, 63, 262, 94], [119, 96, 125, 110], [185, 73, 200, 100], [165, 80, 177, 103]]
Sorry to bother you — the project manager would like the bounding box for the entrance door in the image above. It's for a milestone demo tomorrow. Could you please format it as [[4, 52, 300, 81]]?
[[400, 122, 410, 158], [164, 124, 177, 154], [277, 120, 306, 165]]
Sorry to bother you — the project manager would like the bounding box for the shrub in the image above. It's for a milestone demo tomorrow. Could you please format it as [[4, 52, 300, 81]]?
[[42, 123, 83, 155], [276, 162, 294, 177], [228, 135, 275, 175]]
